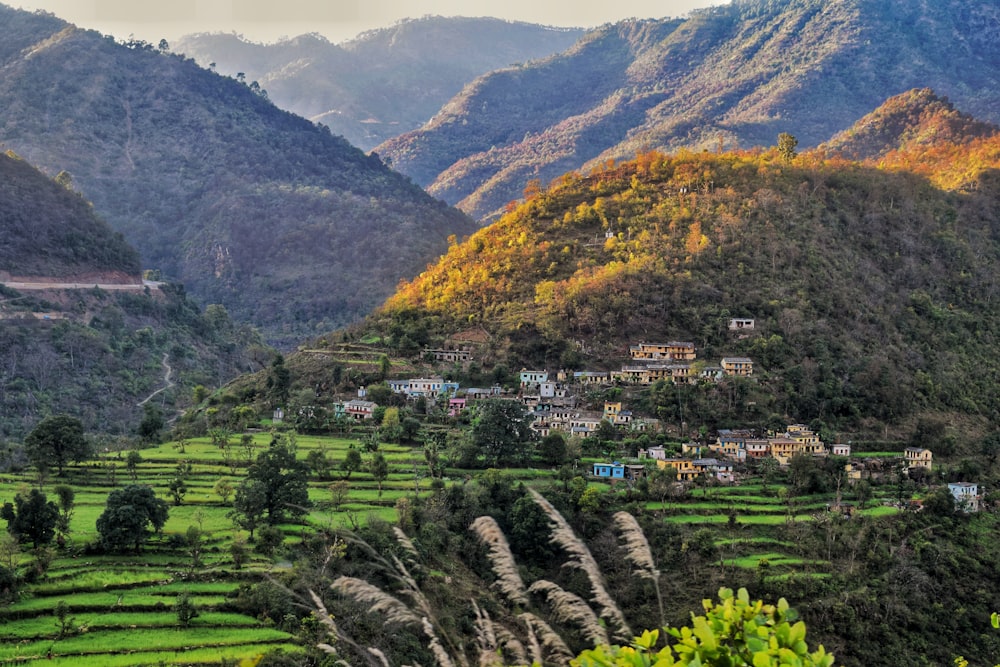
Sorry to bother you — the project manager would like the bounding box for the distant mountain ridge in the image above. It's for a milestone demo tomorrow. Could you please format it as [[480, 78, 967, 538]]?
[[0, 4, 476, 347], [173, 17, 584, 151], [376, 0, 1000, 220]]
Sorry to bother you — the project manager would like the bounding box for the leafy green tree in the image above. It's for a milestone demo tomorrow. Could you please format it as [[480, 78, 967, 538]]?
[[266, 354, 291, 407], [52, 484, 75, 539], [0, 489, 59, 549], [341, 448, 363, 479], [538, 432, 568, 466], [95, 485, 169, 554], [370, 452, 389, 498], [168, 461, 192, 506], [306, 449, 332, 480], [214, 477, 234, 505], [24, 415, 90, 475], [472, 399, 535, 467], [137, 403, 164, 443], [400, 417, 422, 443], [238, 442, 311, 526], [231, 480, 267, 538], [572, 587, 834, 667], [175, 592, 199, 626], [125, 450, 142, 482], [777, 132, 798, 163]]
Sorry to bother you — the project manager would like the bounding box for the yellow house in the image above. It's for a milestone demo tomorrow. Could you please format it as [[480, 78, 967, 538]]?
[[629, 341, 696, 361], [721, 357, 753, 377], [904, 447, 933, 471], [656, 458, 701, 482], [768, 437, 827, 465]]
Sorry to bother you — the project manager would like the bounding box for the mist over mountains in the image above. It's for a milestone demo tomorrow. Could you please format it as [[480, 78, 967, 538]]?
[[174, 17, 584, 151]]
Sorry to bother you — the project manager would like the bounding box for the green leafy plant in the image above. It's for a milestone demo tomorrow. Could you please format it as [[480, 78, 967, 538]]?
[[572, 587, 834, 667]]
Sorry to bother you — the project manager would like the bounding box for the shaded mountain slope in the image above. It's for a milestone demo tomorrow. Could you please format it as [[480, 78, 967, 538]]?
[[0, 153, 263, 440], [173, 17, 584, 150], [371, 133, 1000, 429], [0, 151, 140, 281], [377, 0, 1000, 220], [0, 5, 476, 346]]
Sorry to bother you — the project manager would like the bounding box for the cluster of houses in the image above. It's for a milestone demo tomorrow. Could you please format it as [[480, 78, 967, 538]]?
[[591, 423, 982, 512], [591, 422, 926, 483], [617, 341, 753, 385]]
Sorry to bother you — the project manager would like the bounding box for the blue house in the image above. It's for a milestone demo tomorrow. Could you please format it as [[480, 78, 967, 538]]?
[[592, 462, 626, 479]]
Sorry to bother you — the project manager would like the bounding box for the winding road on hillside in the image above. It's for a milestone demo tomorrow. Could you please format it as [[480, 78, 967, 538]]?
[[137, 353, 174, 407], [0, 280, 162, 290]]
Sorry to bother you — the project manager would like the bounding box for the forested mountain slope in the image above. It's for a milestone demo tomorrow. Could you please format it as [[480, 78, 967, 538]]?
[[0, 5, 476, 347], [0, 152, 263, 439], [371, 104, 1000, 432], [0, 151, 140, 281], [378, 0, 1000, 220], [174, 17, 584, 151]]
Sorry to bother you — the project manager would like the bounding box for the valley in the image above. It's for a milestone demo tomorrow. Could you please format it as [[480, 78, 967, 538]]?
[[2, 0, 1000, 665]]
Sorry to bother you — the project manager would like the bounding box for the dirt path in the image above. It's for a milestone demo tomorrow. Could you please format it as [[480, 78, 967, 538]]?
[[137, 353, 174, 407]]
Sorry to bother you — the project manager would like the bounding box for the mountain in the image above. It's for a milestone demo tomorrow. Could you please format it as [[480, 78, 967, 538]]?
[[0, 5, 476, 347], [173, 17, 585, 151], [377, 0, 1000, 221], [0, 152, 264, 440], [821, 88, 1000, 160], [0, 151, 140, 281], [365, 104, 1000, 434]]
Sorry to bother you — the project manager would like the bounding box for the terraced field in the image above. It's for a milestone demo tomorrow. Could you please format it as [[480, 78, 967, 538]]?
[[0, 429, 909, 663], [0, 432, 427, 665]]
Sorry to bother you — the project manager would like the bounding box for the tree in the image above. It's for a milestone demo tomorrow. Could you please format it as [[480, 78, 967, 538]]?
[[400, 417, 421, 443], [472, 399, 535, 467], [538, 432, 568, 466], [137, 403, 164, 443], [52, 484, 75, 540], [306, 449, 332, 480], [126, 450, 142, 482], [231, 480, 267, 538], [0, 489, 59, 549], [266, 354, 291, 407], [175, 592, 199, 626], [96, 485, 169, 554], [329, 481, 350, 510], [572, 587, 834, 667], [341, 448, 363, 479], [237, 442, 311, 526], [370, 452, 389, 498], [168, 461, 192, 506], [214, 477, 235, 505], [777, 132, 798, 163], [24, 415, 90, 475]]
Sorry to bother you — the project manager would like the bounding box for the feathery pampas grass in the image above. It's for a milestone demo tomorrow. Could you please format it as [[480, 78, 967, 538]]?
[[424, 617, 458, 667], [528, 579, 610, 647], [528, 488, 632, 641], [469, 515, 529, 606], [613, 510, 664, 624], [519, 612, 575, 665], [394, 526, 421, 564], [331, 576, 422, 627], [612, 511, 658, 579]]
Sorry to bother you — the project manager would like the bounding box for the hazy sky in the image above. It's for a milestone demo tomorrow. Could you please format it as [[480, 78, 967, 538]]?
[[11, 1, 725, 44]]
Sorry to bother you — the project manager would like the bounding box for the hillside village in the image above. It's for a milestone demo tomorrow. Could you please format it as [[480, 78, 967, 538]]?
[[300, 325, 976, 511]]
